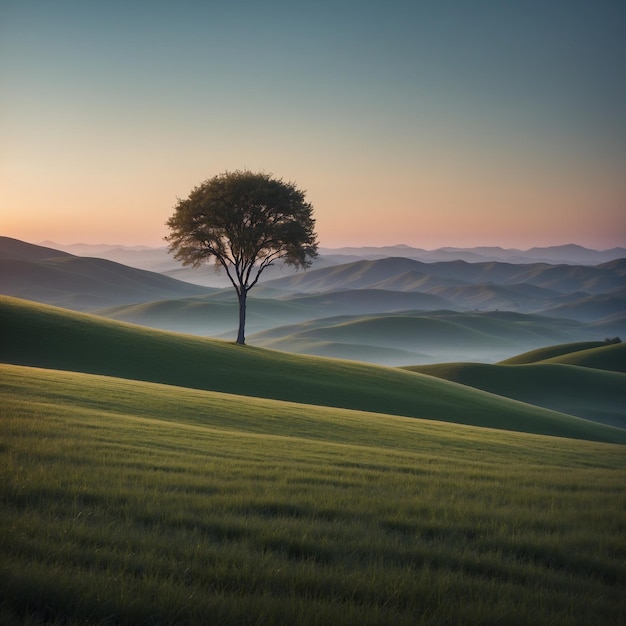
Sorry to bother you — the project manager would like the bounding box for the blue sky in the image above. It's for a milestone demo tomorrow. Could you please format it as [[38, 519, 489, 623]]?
[[1, 0, 625, 248]]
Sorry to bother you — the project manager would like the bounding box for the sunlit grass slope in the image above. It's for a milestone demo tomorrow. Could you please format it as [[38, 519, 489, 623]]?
[[499, 341, 607, 364], [2, 364, 625, 625], [2, 295, 625, 443], [499, 341, 626, 373], [405, 362, 626, 429], [540, 342, 626, 373]]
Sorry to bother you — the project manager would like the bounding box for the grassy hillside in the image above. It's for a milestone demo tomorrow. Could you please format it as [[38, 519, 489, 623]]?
[[499, 341, 626, 373], [540, 342, 626, 373], [2, 295, 625, 443], [499, 341, 606, 364], [405, 361, 626, 429], [0, 237, 211, 311], [2, 364, 625, 625]]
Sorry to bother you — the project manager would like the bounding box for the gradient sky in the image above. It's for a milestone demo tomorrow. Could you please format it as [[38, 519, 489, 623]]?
[[1, 0, 625, 249]]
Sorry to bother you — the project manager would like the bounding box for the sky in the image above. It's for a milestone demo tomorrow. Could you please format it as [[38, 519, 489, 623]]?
[[1, 0, 625, 250]]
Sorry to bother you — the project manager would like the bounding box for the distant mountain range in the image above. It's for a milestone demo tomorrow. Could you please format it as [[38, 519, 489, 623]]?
[[264, 256, 626, 297], [40, 241, 626, 279], [318, 243, 626, 265]]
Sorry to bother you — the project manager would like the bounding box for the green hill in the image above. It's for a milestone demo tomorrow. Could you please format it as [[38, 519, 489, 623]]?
[[405, 361, 626, 429], [499, 341, 626, 373], [540, 341, 626, 373], [499, 341, 606, 364], [2, 295, 624, 443]]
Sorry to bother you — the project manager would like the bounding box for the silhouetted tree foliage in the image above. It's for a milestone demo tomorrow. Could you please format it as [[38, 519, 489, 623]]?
[[166, 170, 318, 344], [604, 336, 622, 344]]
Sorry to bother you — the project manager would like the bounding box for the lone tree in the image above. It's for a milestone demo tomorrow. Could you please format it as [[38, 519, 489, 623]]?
[[166, 170, 318, 344]]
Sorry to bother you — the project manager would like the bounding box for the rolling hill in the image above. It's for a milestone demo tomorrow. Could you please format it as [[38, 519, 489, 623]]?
[[2, 295, 624, 443], [498, 340, 626, 372], [96, 293, 323, 337], [537, 289, 626, 321], [4, 239, 625, 625], [422, 282, 568, 311], [539, 341, 626, 372], [5, 237, 624, 329], [406, 360, 626, 429], [248, 309, 601, 365], [498, 341, 607, 364], [0, 236, 211, 310], [279, 288, 456, 314], [95, 289, 461, 339], [265, 256, 626, 295], [407, 341, 626, 427], [0, 237, 74, 261]]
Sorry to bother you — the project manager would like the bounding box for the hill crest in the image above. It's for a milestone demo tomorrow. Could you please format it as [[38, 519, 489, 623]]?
[[0, 238, 212, 310]]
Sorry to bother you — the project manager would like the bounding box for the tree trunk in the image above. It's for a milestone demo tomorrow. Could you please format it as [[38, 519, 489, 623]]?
[[236, 289, 247, 345]]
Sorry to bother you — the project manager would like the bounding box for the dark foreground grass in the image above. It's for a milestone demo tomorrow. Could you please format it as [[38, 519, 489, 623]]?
[[2, 364, 625, 625]]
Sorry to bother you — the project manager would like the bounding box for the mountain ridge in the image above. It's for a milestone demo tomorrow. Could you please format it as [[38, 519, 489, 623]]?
[[0, 236, 212, 310], [39, 239, 626, 267]]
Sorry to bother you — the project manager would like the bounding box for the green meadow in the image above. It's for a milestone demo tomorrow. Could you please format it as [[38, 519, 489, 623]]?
[[2, 296, 626, 624]]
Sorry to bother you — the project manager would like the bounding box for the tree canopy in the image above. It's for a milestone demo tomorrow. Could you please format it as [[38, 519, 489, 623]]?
[[166, 170, 318, 344]]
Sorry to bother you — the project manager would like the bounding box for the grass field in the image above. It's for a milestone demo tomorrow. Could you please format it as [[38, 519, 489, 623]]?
[[2, 364, 625, 625]]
